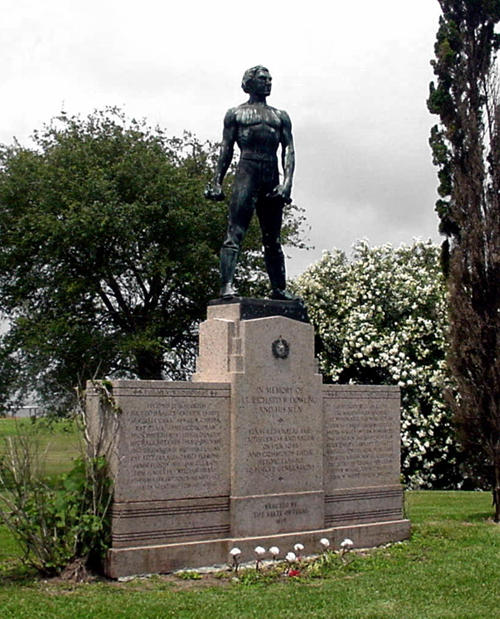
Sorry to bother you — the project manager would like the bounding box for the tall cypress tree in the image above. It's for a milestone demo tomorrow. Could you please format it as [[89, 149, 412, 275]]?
[[428, 0, 500, 520]]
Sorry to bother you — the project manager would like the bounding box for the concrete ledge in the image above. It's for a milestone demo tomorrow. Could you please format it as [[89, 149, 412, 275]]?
[[105, 519, 410, 579]]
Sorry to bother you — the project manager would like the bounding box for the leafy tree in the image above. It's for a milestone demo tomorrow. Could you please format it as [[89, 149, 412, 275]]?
[[0, 108, 305, 414], [295, 240, 464, 489], [427, 1, 500, 519]]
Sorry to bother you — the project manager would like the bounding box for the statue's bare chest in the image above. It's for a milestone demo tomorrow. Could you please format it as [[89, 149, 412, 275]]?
[[235, 105, 282, 150], [235, 106, 281, 132]]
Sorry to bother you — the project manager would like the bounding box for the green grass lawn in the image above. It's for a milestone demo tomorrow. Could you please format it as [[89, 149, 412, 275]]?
[[0, 417, 82, 478], [0, 419, 498, 618]]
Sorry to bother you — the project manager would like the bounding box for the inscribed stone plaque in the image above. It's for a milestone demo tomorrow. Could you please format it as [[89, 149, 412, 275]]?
[[231, 491, 324, 537], [110, 381, 231, 502], [323, 385, 401, 491], [230, 317, 323, 498], [234, 380, 322, 491]]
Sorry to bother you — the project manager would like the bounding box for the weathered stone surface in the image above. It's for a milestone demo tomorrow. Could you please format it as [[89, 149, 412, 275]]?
[[106, 519, 410, 578], [88, 299, 410, 579], [322, 385, 404, 529], [86, 381, 232, 555], [230, 491, 324, 537], [230, 318, 323, 489], [108, 381, 231, 502], [323, 385, 401, 491]]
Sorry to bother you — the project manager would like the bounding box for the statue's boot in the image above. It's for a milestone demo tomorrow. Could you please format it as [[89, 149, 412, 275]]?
[[265, 248, 299, 301], [271, 287, 300, 301], [220, 247, 239, 298]]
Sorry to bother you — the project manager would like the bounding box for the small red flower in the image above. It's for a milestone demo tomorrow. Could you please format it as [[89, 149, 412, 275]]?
[[288, 569, 301, 577]]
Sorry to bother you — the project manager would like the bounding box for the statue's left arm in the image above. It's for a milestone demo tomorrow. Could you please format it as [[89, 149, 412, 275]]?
[[281, 111, 295, 201], [269, 110, 295, 204]]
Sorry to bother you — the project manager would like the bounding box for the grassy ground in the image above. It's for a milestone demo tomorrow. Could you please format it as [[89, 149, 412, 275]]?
[[0, 417, 82, 477], [0, 419, 498, 618]]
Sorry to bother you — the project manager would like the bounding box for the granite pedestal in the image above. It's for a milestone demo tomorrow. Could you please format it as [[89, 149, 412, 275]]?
[[86, 298, 410, 578]]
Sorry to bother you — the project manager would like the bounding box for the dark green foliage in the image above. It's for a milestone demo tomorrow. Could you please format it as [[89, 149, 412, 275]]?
[[427, 1, 500, 519], [0, 108, 305, 414], [428, 1, 500, 237]]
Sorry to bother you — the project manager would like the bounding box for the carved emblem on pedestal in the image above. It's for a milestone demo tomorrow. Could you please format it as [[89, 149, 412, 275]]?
[[272, 337, 290, 359]]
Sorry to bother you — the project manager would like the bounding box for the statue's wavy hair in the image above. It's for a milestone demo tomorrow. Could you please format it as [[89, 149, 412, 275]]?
[[241, 65, 269, 93]]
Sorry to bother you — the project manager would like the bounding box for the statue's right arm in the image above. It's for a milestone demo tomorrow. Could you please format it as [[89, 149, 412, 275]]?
[[214, 108, 237, 185], [205, 109, 237, 201]]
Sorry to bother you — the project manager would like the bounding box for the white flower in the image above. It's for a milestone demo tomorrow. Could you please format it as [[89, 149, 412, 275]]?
[[269, 546, 280, 556], [293, 543, 304, 552], [319, 537, 330, 548], [285, 552, 297, 562], [229, 547, 241, 557], [254, 546, 266, 556], [340, 538, 353, 549]]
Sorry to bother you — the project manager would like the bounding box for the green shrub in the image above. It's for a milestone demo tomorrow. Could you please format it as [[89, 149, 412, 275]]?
[[0, 430, 112, 576]]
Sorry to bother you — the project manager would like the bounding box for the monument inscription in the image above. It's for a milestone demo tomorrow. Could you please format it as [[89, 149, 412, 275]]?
[[323, 386, 401, 491], [234, 376, 323, 492], [126, 404, 222, 489], [111, 383, 230, 501]]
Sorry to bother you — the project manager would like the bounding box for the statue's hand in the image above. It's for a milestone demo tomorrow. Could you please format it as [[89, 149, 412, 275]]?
[[267, 184, 292, 205], [204, 183, 225, 202]]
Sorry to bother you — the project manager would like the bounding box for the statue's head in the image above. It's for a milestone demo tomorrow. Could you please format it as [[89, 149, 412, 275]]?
[[241, 65, 272, 95]]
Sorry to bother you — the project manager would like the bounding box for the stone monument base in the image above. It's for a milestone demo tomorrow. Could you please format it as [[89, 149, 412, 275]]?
[[87, 298, 410, 578], [106, 519, 409, 578]]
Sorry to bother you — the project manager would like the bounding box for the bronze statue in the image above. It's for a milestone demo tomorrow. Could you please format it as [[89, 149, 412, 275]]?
[[206, 66, 296, 300]]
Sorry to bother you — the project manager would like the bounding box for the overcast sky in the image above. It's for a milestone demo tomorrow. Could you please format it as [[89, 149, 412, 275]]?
[[1, 0, 443, 276]]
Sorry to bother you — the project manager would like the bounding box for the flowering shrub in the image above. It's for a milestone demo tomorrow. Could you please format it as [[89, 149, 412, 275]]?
[[294, 240, 464, 488]]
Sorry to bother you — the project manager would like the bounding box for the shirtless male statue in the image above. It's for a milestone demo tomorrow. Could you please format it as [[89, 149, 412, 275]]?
[[205, 65, 296, 300]]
